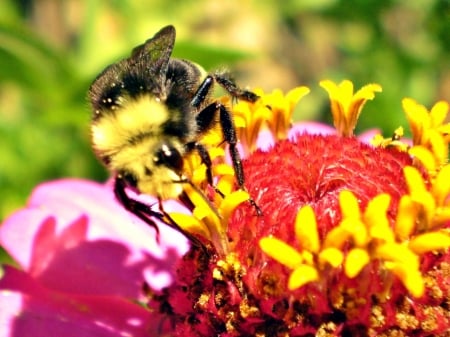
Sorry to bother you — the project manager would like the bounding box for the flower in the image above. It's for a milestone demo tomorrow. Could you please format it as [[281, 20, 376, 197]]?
[[0, 179, 189, 337], [153, 80, 450, 336], [1, 80, 449, 336]]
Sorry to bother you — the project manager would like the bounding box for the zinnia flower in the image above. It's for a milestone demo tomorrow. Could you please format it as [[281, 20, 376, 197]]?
[[0, 179, 189, 336], [1, 80, 449, 336]]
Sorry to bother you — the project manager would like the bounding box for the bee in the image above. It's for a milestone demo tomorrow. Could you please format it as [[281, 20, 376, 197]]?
[[88, 25, 260, 241]]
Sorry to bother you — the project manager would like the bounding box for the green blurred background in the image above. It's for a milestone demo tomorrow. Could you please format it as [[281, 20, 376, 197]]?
[[0, 0, 449, 221]]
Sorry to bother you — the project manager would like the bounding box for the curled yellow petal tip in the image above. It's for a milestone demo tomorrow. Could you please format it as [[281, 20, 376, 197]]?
[[394, 195, 418, 240], [169, 213, 211, 241], [408, 232, 450, 254], [345, 248, 370, 278], [390, 263, 425, 298], [433, 164, 450, 206], [288, 265, 319, 290], [339, 190, 361, 219], [319, 247, 344, 268], [320, 80, 382, 136], [259, 236, 303, 269], [295, 205, 320, 253], [219, 190, 250, 224]]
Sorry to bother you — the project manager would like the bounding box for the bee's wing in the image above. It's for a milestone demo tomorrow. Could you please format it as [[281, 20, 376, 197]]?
[[130, 25, 176, 76]]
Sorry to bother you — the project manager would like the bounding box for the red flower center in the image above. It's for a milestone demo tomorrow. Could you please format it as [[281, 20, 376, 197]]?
[[228, 134, 413, 255]]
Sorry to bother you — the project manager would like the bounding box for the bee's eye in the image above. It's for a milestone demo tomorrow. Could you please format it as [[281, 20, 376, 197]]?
[[154, 143, 183, 172], [121, 171, 138, 188]]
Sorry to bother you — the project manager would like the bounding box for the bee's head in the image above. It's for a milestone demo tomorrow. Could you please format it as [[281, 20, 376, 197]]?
[[115, 139, 186, 200], [153, 143, 184, 174]]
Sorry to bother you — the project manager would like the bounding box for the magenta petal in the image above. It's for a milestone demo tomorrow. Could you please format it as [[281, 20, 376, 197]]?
[[0, 266, 162, 337], [26, 179, 189, 251], [253, 122, 336, 152], [288, 122, 336, 138], [1, 208, 53, 272], [357, 128, 381, 144], [0, 179, 189, 296], [255, 129, 276, 151]]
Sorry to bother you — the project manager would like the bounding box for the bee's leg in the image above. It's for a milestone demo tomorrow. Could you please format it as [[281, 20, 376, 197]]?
[[185, 142, 225, 198], [115, 176, 208, 250], [217, 103, 262, 215], [114, 176, 162, 241], [191, 75, 214, 108], [192, 73, 261, 215], [213, 71, 259, 103], [196, 101, 262, 216], [191, 72, 258, 110]]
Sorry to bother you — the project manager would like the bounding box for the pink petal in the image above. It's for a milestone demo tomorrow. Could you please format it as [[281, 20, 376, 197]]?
[[253, 122, 337, 152], [0, 179, 189, 295], [255, 129, 276, 151], [288, 122, 336, 138], [357, 128, 381, 144], [0, 266, 162, 337]]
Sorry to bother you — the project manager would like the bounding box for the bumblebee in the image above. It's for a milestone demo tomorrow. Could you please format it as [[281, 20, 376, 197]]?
[[89, 25, 259, 239]]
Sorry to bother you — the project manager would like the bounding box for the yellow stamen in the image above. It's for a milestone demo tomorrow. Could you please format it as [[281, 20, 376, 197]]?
[[324, 218, 367, 249], [339, 189, 361, 219], [432, 164, 450, 207], [375, 243, 419, 270], [429, 100, 449, 127], [403, 98, 450, 170], [288, 265, 319, 290], [169, 212, 211, 241], [345, 248, 370, 278], [394, 195, 418, 240], [233, 96, 271, 153], [259, 236, 303, 269], [219, 190, 250, 225], [364, 194, 394, 242], [295, 205, 320, 253], [403, 97, 429, 146], [318, 247, 344, 268], [408, 146, 437, 174], [232, 86, 310, 152], [408, 232, 450, 254], [388, 263, 424, 298], [403, 166, 436, 226], [323, 224, 351, 249], [428, 131, 448, 168]]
